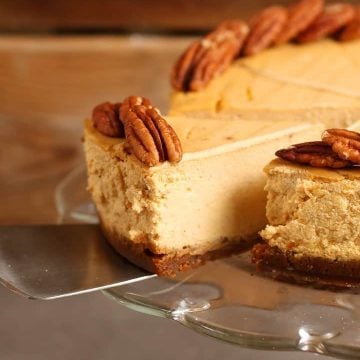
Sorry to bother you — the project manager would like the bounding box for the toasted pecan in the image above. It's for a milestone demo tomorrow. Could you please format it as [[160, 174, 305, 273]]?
[[276, 141, 351, 168], [339, 6, 360, 41], [297, 3, 356, 43], [322, 128, 360, 165], [123, 105, 182, 167], [244, 6, 288, 56], [171, 20, 249, 92], [120, 96, 152, 121], [92, 102, 123, 137], [275, 0, 324, 44]]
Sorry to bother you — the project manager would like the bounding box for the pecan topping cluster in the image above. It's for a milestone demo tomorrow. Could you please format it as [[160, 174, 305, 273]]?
[[171, 20, 249, 92], [171, 0, 359, 92], [91, 96, 183, 167], [276, 129, 360, 168]]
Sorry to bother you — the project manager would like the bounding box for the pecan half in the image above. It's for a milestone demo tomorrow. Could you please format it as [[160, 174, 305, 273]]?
[[322, 129, 360, 165], [92, 102, 123, 137], [244, 6, 288, 56], [120, 96, 152, 121], [171, 20, 249, 92], [339, 6, 360, 41], [297, 3, 356, 43], [123, 105, 182, 167], [275, 0, 324, 45], [276, 141, 351, 168]]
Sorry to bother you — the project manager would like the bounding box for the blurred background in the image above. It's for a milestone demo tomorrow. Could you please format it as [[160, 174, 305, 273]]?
[[0, 1, 352, 359], [0, 0, 319, 33]]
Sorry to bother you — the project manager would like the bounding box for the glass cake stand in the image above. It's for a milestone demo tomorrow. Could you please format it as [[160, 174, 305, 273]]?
[[56, 165, 360, 359]]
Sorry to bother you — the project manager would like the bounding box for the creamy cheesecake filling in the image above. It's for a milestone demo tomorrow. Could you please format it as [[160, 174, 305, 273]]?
[[84, 117, 324, 257], [261, 159, 360, 262]]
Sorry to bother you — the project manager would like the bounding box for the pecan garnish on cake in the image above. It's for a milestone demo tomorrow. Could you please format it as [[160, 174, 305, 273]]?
[[275, 141, 351, 168], [275, 128, 360, 168], [171, 20, 249, 92], [275, 0, 324, 44], [244, 6, 288, 56], [91, 97, 183, 167], [120, 96, 153, 120], [297, 3, 356, 43], [92, 102, 124, 137], [339, 6, 360, 41], [322, 128, 360, 165], [123, 105, 182, 167]]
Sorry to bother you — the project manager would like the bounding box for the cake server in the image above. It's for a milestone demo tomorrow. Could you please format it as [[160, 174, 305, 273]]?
[[0, 224, 156, 300]]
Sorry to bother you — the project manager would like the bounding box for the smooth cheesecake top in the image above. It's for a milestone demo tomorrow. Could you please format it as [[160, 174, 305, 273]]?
[[239, 40, 360, 99], [265, 158, 360, 181], [85, 116, 318, 156]]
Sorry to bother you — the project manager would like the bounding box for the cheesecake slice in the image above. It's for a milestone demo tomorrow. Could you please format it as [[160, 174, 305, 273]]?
[[84, 111, 323, 276], [170, 40, 360, 128], [254, 138, 360, 278]]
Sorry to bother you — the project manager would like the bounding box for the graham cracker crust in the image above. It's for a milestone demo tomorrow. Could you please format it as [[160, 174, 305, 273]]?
[[252, 243, 360, 279], [102, 225, 256, 277]]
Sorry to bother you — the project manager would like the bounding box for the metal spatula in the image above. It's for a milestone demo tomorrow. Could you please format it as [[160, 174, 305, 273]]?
[[0, 224, 156, 300]]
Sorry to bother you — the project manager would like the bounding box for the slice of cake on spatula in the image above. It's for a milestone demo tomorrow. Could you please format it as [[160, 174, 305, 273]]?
[[84, 96, 324, 276]]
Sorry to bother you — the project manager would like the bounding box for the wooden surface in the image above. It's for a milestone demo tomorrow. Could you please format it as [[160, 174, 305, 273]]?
[[0, 35, 190, 224], [0, 0, 283, 32], [1, 0, 357, 32]]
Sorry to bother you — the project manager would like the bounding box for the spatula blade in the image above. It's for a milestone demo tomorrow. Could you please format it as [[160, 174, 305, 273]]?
[[0, 224, 155, 300]]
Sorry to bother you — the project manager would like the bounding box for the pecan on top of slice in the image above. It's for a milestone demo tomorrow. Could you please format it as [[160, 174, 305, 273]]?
[[171, 19, 249, 92], [120, 96, 153, 121], [92, 102, 124, 137], [123, 105, 183, 167], [244, 6, 288, 56], [275, 0, 324, 45], [276, 141, 351, 168], [322, 128, 360, 165], [297, 3, 356, 43], [339, 5, 360, 42]]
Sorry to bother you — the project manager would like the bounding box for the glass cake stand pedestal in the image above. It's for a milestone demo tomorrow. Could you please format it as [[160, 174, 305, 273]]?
[[55, 165, 360, 359]]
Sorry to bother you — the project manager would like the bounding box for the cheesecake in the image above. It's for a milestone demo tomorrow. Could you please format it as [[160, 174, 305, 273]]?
[[84, 101, 324, 276], [254, 126, 360, 278], [83, 0, 360, 277], [170, 40, 360, 128]]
